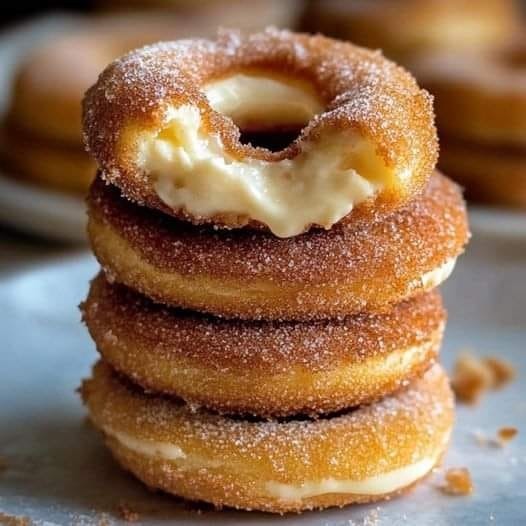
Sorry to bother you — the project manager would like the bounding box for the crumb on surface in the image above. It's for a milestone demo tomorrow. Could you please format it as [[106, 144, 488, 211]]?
[[484, 357, 516, 389], [472, 427, 519, 448], [497, 426, 518, 444], [451, 352, 515, 404], [441, 467, 474, 496], [0, 511, 31, 526]]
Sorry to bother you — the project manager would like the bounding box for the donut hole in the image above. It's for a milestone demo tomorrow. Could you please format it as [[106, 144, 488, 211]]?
[[238, 128, 304, 152], [204, 72, 324, 152]]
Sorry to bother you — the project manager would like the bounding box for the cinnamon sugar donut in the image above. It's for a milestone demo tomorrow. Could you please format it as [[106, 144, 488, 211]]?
[[83, 29, 438, 237], [82, 274, 445, 416], [82, 361, 454, 513], [304, 0, 519, 63], [87, 172, 468, 321], [0, 126, 95, 194]]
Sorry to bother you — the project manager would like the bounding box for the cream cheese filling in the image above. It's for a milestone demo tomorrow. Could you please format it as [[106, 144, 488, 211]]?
[[138, 74, 408, 238], [420, 258, 456, 290], [102, 426, 447, 501]]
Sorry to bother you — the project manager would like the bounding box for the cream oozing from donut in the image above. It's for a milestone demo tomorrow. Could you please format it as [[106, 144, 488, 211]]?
[[139, 74, 403, 238], [102, 424, 447, 500]]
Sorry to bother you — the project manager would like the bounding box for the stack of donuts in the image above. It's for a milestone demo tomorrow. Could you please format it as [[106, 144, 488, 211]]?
[[80, 29, 469, 513]]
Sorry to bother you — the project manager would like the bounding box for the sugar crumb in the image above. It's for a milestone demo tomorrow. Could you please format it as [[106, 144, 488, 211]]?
[[451, 352, 515, 404], [117, 502, 139, 522], [497, 426, 518, 445], [440, 467, 474, 496]]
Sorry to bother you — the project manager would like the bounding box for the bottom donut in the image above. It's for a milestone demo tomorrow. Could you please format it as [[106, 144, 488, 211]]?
[[440, 138, 526, 208], [81, 361, 454, 513]]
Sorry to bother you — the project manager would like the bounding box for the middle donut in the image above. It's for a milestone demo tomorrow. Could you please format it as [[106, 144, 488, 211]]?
[[87, 172, 469, 321], [83, 29, 438, 238], [82, 274, 445, 416]]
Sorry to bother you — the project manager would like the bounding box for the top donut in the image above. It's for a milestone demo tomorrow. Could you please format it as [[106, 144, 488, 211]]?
[[83, 29, 438, 238]]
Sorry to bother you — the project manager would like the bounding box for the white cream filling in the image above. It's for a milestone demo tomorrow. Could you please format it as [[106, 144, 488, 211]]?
[[138, 74, 406, 238], [105, 427, 186, 461], [266, 456, 437, 500], [103, 425, 447, 501], [420, 258, 456, 290]]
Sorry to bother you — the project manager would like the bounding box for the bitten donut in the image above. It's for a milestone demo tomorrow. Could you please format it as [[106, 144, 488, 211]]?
[[82, 274, 445, 416], [87, 172, 468, 321], [82, 361, 454, 513], [83, 29, 438, 237], [303, 0, 519, 63]]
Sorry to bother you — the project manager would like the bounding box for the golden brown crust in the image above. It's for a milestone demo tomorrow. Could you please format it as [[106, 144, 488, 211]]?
[[82, 274, 445, 416], [439, 138, 526, 208], [412, 39, 526, 146], [82, 361, 454, 513], [87, 172, 469, 320], [83, 28, 438, 230], [0, 125, 95, 194], [303, 0, 519, 62]]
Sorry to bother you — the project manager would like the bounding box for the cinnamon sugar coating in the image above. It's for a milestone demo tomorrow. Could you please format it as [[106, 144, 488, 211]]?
[[82, 362, 454, 513], [83, 28, 438, 231], [87, 172, 468, 320], [82, 274, 445, 416]]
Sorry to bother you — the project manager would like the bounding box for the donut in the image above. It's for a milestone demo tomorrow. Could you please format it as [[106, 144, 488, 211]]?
[[87, 171, 468, 321], [82, 29, 438, 237], [438, 139, 526, 208], [411, 40, 526, 146], [0, 126, 95, 194], [303, 0, 519, 63], [82, 273, 445, 416], [82, 361, 454, 513]]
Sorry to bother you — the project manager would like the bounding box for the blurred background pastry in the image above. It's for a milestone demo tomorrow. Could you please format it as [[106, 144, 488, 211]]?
[[302, 0, 520, 65], [412, 37, 526, 208], [99, 0, 303, 32]]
